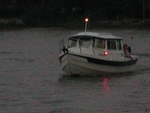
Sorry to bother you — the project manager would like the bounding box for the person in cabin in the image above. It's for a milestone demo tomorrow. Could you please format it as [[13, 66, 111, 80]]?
[[123, 44, 133, 60], [97, 39, 105, 49]]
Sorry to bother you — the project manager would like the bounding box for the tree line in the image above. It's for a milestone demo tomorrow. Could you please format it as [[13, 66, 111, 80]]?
[[0, 0, 150, 26]]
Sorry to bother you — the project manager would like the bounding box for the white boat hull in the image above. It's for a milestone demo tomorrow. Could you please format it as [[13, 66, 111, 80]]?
[[59, 53, 138, 76]]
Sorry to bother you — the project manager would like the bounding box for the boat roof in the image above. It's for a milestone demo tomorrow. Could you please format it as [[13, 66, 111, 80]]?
[[70, 32, 122, 40]]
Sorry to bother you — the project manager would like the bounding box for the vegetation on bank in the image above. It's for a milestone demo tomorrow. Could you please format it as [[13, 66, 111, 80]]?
[[0, 17, 150, 30], [0, 0, 150, 29]]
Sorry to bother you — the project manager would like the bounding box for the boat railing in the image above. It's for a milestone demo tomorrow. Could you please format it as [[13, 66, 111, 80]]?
[[60, 39, 65, 53]]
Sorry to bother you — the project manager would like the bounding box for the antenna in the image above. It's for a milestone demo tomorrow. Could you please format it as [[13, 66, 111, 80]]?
[[84, 18, 89, 33]]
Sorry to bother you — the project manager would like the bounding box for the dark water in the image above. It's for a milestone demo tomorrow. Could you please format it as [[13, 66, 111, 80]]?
[[0, 28, 150, 113]]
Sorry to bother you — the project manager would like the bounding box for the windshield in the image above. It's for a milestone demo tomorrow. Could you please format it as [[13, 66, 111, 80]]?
[[107, 40, 122, 50], [95, 39, 105, 49], [68, 39, 77, 47]]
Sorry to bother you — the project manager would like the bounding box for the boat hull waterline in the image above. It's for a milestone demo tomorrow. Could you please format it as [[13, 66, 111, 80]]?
[[59, 53, 138, 75]]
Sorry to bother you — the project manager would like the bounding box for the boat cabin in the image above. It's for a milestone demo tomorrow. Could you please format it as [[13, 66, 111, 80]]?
[[61, 32, 124, 58], [59, 32, 138, 75]]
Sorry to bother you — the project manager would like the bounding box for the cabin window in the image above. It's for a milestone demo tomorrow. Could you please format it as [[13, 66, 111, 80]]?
[[68, 39, 77, 47], [107, 40, 116, 50], [95, 39, 105, 49], [80, 39, 91, 48], [116, 40, 122, 50]]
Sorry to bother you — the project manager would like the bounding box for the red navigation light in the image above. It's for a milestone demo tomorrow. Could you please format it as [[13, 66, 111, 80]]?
[[85, 18, 89, 22], [104, 51, 108, 56]]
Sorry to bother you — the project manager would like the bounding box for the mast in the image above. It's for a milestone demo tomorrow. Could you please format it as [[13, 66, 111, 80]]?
[[84, 18, 89, 33]]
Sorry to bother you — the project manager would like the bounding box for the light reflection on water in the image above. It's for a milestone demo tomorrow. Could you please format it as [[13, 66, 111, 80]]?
[[102, 78, 110, 91], [59, 73, 150, 113], [0, 28, 150, 113]]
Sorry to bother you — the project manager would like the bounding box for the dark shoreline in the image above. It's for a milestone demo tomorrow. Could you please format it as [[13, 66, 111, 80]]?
[[0, 19, 150, 31]]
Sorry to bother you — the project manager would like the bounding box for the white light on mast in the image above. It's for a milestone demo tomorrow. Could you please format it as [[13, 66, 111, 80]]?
[[84, 18, 89, 33], [85, 18, 89, 22]]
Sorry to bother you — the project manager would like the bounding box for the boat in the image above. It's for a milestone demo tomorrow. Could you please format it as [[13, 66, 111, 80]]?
[[58, 19, 138, 76], [59, 32, 138, 76]]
